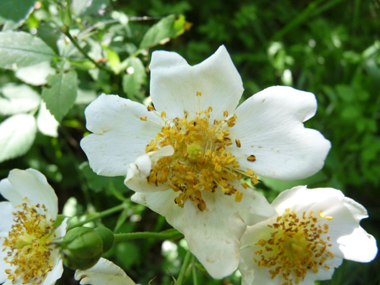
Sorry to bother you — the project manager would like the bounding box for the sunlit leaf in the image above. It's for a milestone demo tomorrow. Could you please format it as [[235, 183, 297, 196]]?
[[15, 61, 55, 86], [0, 84, 41, 115], [0, 114, 37, 162], [41, 70, 78, 122], [139, 15, 188, 49], [0, 0, 35, 22], [0, 31, 56, 69], [36, 102, 59, 137], [122, 57, 146, 100]]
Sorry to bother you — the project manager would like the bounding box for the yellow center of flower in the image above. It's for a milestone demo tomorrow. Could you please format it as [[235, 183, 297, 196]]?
[[143, 102, 257, 211], [254, 209, 334, 285], [2, 199, 56, 285]]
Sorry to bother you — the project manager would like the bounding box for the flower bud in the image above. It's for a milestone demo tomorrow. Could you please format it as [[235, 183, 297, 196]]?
[[93, 226, 114, 253], [60, 227, 103, 270]]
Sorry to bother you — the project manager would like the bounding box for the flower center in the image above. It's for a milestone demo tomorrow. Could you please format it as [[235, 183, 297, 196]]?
[[3, 199, 56, 284], [142, 103, 257, 211], [254, 209, 334, 285]]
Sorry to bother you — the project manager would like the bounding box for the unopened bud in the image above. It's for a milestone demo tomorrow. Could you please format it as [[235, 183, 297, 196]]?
[[60, 227, 103, 270], [94, 227, 114, 253]]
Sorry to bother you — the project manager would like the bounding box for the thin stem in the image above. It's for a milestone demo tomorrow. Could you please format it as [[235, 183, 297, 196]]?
[[67, 203, 126, 230], [191, 255, 198, 285], [61, 28, 111, 72], [113, 229, 183, 242], [177, 250, 192, 285]]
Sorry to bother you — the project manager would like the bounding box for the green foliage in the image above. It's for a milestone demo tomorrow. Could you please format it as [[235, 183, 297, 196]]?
[[0, 0, 36, 22], [0, 31, 56, 68], [41, 70, 78, 122], [0, 0, 379, 284]]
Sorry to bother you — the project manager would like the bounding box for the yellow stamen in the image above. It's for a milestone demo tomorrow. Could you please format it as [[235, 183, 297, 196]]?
[[144, 108, 257, 211], [3, 200, 56, 284], [254, 210, 334, 285], [139, 116, 147, 121]]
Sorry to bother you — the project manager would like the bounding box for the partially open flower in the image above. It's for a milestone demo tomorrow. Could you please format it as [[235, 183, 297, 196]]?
[[75, 258, 136, 285], [0, 169, 68, 285], [239, 186, 378, 285], [81, 45, 331, 278]]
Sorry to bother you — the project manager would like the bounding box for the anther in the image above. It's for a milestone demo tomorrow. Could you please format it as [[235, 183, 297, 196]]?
[[247, 155, 256, 162]]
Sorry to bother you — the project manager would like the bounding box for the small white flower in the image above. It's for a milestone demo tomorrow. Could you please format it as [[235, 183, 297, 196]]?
[[239, 186, 378, 285], [0, 169, 68, 285], [80, 45, 331, 278], [74, 258, 136, 285]]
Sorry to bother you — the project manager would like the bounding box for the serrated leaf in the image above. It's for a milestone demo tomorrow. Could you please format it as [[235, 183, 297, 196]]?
[[0, 114, 37, 162], [0, 84, 41, 115], [139, 15, 188, 49], [0, 31, 56, 69], [41, 70, 78, 122], [122, 57, 147, 100], [0, 0, 35, 22]]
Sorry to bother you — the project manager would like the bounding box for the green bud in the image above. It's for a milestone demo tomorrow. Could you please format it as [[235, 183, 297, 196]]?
[[60, 0, 72, 28], [60, 227, 103, 270], [94, 227, 114, 253]]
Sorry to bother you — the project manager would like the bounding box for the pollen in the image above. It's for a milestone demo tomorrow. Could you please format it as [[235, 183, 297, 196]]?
[[144, 107, 257, 211], [139, 116, 147, 121], [2, 200, 56, 284], [147, 106, 154, 111], [254, 210, 334, 285]]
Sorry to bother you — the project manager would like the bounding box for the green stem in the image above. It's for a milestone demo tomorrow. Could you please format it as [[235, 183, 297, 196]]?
[[61, 28, 111, 72], [113, 229, 183, 242], [67, 203, 126, 230], [191, 255, 198, 285], [177, 250, 192, 285]]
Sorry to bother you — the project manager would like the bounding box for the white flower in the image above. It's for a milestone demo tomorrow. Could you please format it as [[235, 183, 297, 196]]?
[[239, 186, 378, 285], [80, 45, 331, 278], [75, 258, 136, 285], [0, 169, 68, 285]]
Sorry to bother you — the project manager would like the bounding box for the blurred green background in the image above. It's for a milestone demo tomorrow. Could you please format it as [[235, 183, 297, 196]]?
[[0, 0, 379, 284]]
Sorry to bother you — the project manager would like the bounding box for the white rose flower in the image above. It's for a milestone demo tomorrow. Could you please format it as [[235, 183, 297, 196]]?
[[80, 45, 331, 278], [0, 169, 68, 285], [239, 186, 378, 285], [75, 258, 136, 285]]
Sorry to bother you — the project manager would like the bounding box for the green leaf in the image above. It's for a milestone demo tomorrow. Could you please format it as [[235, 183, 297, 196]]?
[[0, 83, 41, 115], [0, 31, 56, 69], [104, 47, 121, 73], [122, 57, 147, 100], [41, 70, 78, 122], [15, 61, 55, 86], [0, 114, 37, 162], [139, 15, 188, 49], [0, 0, 35, 22]]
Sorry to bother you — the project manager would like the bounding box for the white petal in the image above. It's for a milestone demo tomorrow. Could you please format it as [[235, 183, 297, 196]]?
[[42, 259, 63, 285], [150, 45, 243, 120], [272, 186, 378, 263], [74, 258, 136, 285], [131, 191, 184, 232], [182, 191, 244, 279], [231, 86, 331, 180], [0, 169, 58, 220], [81, 94, 163, 176], [183, 185, 274, 279], [125, 146, 174, 192], [0, 202, 13, 233], [337, 227, 377, 262]]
